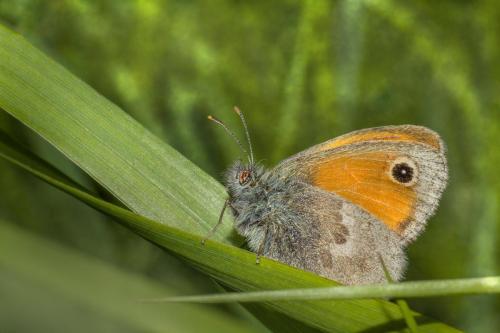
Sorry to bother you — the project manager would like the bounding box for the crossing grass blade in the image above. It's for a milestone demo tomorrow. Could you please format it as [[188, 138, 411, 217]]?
[[143, 277, 500, 303]]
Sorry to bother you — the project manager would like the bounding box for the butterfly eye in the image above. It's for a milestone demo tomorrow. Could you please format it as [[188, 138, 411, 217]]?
[[389, 157, 418, 186], [239, 170, 251, 185]]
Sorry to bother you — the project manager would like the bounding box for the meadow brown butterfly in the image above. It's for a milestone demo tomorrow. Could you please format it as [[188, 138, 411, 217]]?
[[207, 108, 448, 285]]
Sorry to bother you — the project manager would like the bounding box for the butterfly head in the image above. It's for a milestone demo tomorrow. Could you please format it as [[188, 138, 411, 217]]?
[[208, 106, 261, 193], [224, 159, 265, 190]]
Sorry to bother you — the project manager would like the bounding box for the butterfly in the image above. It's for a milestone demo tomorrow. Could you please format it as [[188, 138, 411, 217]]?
[[207, 107, 448, 285]]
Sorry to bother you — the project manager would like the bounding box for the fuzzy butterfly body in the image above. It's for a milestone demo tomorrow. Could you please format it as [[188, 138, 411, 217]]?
[[217, 119, 447, 285]]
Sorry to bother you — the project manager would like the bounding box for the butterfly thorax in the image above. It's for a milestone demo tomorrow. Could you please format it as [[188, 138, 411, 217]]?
[[224, 161, 270, 230]]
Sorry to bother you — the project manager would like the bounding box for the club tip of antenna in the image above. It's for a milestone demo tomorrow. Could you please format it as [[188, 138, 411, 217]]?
[[233, 106, 241, 114], [207, 115, 214, 120]]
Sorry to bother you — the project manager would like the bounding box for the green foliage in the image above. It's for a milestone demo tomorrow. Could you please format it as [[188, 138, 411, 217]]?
[[0, 25, 460, 332], [0, 1, 499, 332]]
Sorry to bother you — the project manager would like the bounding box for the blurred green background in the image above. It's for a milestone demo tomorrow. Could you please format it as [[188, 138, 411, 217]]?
[[0, 1, 498, 332]]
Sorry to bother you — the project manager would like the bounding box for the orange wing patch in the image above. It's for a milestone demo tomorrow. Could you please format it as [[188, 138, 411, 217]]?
[[311, 152, 416, 233], [317, 127, 442, 152]]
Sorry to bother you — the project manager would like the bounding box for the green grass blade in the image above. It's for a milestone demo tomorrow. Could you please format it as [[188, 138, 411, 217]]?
[[0, 133, 461, 333], [0, 24, 462, 332], [395, 299, 419, 333], [147, 277, 500, 303]]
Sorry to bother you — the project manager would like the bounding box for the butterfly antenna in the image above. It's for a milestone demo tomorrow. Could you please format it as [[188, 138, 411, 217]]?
[[207, 115, 250, 162], [233, 106, 254, 165]]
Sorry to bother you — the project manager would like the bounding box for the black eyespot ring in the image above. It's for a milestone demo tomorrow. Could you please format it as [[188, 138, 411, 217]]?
[[392, 162, 414, 184]]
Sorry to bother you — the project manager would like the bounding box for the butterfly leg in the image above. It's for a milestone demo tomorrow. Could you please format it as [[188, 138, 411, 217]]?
[[201, 199, 229, 245], [255, 223, 270, 265]]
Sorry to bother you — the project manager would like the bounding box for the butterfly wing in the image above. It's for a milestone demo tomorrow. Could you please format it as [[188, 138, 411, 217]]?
[[274, 125, 448, 244], [291, 183, 407, 284]]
